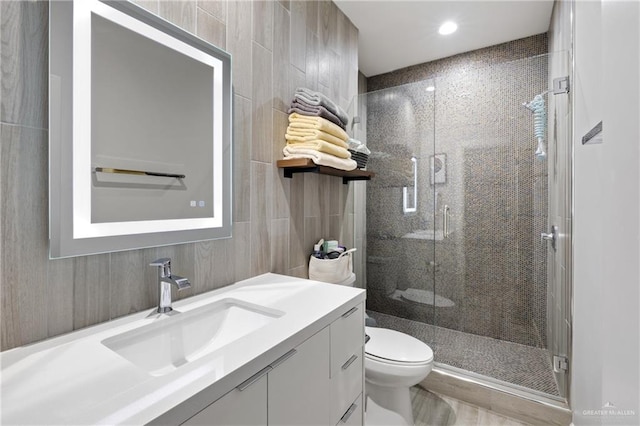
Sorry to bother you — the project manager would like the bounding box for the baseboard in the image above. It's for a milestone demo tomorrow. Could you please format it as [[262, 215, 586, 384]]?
[[421, 368, 572, 425]]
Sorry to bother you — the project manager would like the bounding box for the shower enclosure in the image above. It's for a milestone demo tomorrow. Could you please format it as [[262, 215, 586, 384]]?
[[353, 51, 571, 400]]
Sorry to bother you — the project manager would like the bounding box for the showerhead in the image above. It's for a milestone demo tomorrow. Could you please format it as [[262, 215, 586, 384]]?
[[525, 94, 547, 160]]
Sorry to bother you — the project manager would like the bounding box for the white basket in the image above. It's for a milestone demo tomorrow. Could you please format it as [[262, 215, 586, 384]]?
[[308, 249, 356, 284]]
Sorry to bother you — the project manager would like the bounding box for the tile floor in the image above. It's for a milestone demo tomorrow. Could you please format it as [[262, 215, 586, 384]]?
[[371, 311, 560, 396], [411, 386, 531, 426]]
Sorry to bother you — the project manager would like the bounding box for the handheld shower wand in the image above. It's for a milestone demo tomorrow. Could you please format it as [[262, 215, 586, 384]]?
[[523, 94, 547, 160]]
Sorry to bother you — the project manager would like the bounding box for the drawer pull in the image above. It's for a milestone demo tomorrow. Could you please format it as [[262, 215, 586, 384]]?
[[341, 354, 358, 370], [341, 306, 358, 318], [340, 403, 358, 423], [269, 349, 297, 369], [236, 366, 272, 391]]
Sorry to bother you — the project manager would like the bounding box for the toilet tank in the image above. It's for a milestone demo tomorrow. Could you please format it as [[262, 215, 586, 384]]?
[[366, 256, 398, 295]]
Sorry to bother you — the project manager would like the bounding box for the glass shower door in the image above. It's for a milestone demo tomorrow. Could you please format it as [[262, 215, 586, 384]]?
[[355, 80, 438, 347], [431, 53, 570, 399]]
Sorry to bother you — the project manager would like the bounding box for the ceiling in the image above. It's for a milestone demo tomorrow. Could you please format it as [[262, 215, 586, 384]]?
[[334, 1, 555, 77]]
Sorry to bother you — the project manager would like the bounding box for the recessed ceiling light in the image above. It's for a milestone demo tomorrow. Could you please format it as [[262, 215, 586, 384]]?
[[438, 21, 458, 35], [426, 86, 435, 92]]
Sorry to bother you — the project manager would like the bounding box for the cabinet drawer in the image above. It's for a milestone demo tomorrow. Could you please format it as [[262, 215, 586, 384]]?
[[330, 347, 363, 425], [330, 302, 364, 377], [335, 394, 363, 426]]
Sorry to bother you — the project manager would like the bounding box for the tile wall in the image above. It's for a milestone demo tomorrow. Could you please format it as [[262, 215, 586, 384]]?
[[367, 34, 549, 93], [0, 0, 359, 351]]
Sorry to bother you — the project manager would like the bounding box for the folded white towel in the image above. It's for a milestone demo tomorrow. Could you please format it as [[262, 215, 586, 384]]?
[[285, 140, 351, 159], [283, 146, 357, 171]]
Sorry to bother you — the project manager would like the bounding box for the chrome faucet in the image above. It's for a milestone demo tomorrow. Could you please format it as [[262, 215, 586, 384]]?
[[150, 258, 191, 314]]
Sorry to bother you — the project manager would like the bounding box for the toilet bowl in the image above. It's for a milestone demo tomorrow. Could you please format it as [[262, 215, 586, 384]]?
[[364, 326, 433, 426], [322, 270, 432, 425]]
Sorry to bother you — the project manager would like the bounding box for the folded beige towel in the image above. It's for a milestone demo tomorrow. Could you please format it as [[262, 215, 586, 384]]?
[[286, 140, 351, 159], [285, 128, 349, 148], [288, 113, 349, 142], [283, 146, 357, 171]]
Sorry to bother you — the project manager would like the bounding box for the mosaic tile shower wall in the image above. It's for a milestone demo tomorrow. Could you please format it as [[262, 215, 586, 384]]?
[[363, 35, 549, 348]]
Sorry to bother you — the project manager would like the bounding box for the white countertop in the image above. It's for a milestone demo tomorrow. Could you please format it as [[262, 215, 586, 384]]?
[[0, 273, 365, 425]]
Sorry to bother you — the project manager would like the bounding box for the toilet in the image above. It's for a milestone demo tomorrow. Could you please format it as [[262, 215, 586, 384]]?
[[366, 256, 399, 296], [364, 326, 434, 426], [320, 264, 433, 425]]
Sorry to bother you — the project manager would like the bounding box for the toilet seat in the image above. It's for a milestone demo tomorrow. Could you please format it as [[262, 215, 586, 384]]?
[[365, 327, 433, 365], [366, 352, 431, 366]]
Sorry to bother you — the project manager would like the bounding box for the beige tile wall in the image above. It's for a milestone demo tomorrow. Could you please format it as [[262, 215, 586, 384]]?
[[0, 0, 359, 351]]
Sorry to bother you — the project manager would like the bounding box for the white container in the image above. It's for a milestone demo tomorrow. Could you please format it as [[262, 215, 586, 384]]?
[[309, 249, 356, 284]]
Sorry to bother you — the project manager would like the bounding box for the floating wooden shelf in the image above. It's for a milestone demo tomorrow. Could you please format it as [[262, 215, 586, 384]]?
[[277, 158, 375, 184]]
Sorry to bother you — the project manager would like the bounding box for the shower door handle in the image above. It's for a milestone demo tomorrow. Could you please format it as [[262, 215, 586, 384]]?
[[541, 225, 558, 251], [443, 205, 450, 238]]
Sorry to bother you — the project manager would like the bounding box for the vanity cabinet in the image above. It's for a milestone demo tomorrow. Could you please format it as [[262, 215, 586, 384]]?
[[1, 274, 366, 425], [182, 375, 267, 425], [180, 302, 364, 426], [330, 304, 365, 426], [268, 327, 331, 425]]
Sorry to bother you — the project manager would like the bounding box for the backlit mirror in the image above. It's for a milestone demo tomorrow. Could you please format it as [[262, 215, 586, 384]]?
[[50, 0, 232, 258]]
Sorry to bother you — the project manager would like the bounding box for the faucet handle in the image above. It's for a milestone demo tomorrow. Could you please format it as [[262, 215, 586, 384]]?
[[150, 258, 172, 277], [150, 258, 172, 267]]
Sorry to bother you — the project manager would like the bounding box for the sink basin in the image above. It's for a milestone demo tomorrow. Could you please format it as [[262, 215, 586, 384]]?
[[102, 298, 284, 376]]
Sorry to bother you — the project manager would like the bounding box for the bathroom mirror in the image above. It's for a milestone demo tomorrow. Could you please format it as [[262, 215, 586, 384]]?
[[50, 0, 232, 258]]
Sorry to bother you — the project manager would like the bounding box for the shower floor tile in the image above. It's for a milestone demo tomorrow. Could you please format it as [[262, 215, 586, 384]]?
[[370, 311, 560, 397]]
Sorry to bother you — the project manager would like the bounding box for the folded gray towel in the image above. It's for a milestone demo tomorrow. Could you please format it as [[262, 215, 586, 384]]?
[[288, 99, 346, 130], [294, 87, 349, 125]]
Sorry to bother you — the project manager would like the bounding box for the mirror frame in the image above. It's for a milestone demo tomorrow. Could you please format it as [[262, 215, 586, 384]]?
[[49, 0, 232, 258]]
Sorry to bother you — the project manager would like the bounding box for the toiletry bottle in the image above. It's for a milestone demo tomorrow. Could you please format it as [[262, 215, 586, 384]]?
[[313, 244, 323, 259]]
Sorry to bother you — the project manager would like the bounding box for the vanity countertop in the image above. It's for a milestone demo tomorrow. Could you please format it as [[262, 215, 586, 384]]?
[[0, 273, 365, 425]]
